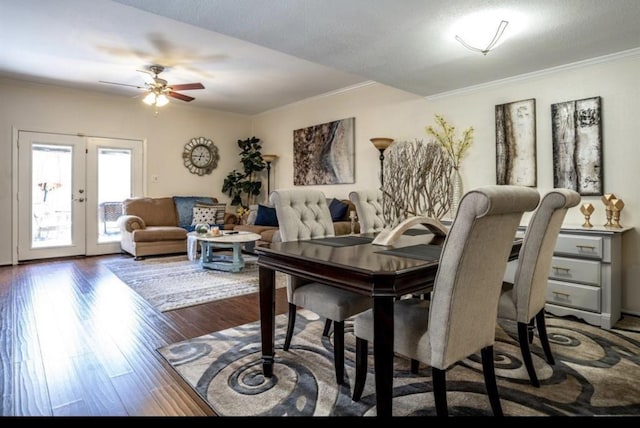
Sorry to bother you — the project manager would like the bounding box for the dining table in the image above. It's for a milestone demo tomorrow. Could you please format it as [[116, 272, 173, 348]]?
[[255, 230, 522, 416]]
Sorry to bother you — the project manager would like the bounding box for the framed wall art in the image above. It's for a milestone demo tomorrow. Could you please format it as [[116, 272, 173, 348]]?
[[551, 96, 602, 196], [495, 98, 537, 187], [293, 117, 355, 185]]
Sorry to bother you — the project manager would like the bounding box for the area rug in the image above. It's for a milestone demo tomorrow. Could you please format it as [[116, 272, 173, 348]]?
[[158, 310, 640, 416], [104, 255, 286, 312]]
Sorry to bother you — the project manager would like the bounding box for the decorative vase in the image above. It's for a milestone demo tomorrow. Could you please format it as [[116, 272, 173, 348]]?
[[450, 168, 463, 217]]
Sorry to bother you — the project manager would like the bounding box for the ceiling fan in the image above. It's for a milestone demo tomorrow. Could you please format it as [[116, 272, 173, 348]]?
[[100, 65, 204, 107]]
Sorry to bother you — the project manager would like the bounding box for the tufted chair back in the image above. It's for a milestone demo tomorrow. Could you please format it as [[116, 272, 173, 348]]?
[[349, 189, 385, 233], [270, 189, 335, 242]]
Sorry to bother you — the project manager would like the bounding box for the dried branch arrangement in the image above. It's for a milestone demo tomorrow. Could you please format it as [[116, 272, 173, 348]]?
[[381, 139, 453, 226]]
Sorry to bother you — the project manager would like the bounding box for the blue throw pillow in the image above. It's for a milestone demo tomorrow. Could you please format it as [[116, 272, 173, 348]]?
[[255, 204, 279, 227], [173, 196, 215, 227], [329, 198, 349, 222]]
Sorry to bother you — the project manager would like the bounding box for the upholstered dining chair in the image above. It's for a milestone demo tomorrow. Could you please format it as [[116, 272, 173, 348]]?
[[497, 188, 580, 387], [349, 189, 385, 233], [270, 189, 372, 385], [351, 185, 540, 416]]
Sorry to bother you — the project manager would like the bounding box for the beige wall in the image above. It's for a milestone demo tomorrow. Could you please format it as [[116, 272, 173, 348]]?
[[0, 78, 252, 265], [251, 53, 640, 314], [2, 52, 639, 314]]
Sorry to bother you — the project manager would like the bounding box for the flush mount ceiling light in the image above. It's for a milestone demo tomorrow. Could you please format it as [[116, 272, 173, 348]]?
[[455, 20, 509, 55]]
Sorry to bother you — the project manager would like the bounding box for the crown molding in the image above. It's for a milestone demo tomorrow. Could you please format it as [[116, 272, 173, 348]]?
[[425, 48, 640, 101]]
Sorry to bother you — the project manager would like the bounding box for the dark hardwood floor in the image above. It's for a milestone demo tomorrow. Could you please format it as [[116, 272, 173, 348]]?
[[0, 253, 289, 416]]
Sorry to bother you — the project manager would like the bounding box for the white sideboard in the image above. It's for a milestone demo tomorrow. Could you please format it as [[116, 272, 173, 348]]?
[[506, 224, 632, 330]]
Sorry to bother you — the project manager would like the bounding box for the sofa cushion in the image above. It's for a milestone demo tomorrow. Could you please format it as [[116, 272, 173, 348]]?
[[328, 198, 349, 222], [173, 196, 216, 227], [255, 204, 279, 226], [123, 197, 179, 227], [131, 226, 187, 242]]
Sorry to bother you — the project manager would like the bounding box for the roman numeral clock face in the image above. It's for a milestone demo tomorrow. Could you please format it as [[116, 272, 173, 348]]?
[[182, 137, 219, 175]]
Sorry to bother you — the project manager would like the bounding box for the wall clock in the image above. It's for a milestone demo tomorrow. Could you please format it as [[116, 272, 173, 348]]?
[[182, 137, 219, 176]]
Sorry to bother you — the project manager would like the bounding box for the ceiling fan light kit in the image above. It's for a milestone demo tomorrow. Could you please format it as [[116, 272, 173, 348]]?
[[99, 64, 204, 112]]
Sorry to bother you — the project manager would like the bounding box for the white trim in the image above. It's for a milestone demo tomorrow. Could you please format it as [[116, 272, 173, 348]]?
[[425, 48, 640, 101]]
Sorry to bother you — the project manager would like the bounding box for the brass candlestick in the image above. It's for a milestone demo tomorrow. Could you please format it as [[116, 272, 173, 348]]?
[[601, 193, 616, 227], [610, 198, 625, 228], [580, 203, 594, 228]]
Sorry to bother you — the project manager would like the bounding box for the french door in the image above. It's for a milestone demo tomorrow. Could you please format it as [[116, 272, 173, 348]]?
[[17, 131, 143, 261]]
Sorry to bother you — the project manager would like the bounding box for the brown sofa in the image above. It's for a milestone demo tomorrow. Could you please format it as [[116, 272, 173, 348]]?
[[118, 196, 238, 259], [234, 198, 360, 247]]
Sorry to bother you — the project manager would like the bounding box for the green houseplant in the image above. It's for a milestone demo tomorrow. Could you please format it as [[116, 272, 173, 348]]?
[[222, 136, 266, 209]]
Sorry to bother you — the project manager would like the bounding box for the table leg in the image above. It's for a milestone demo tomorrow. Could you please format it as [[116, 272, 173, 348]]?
[[259, 265, 276, 377], [373, 295, 394, 417], [231, 242, 245, 270]]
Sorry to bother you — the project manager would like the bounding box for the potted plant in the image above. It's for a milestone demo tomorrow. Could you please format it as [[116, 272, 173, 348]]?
[[222, 136, 266, 210]]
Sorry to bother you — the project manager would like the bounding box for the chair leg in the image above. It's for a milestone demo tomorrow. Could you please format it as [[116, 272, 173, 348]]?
[[527, 318, 535, 344], [323, 319, 332, 337], [536, 310, 555, 365], [432, 367, 448, 417], [333, 320, 345, 384], [410, 359, 420, 374], [481, 346, 503, 417], [352, 337, 368, 401], [517, 321, 540, 387], [283, 303, 297, 351]]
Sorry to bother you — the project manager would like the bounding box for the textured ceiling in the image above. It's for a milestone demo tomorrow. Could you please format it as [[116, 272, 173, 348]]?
[[1, 0, 639, 115]]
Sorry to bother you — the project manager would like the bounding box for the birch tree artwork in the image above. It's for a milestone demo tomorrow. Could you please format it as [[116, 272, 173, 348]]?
[[381, 140, 452, 227], [495, 98, 537, 187], [551, 96, 602, 196]]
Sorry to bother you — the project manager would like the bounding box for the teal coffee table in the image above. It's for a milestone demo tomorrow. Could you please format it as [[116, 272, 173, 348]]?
[[188, 231, 261, 272]]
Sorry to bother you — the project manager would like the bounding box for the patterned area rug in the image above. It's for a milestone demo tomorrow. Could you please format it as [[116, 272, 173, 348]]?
[[158, 309, 640, 416], [105, 255, 286, 312]]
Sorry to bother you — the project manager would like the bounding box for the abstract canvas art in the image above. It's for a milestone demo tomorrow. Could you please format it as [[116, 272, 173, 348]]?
[[495, 98, 537, 187], [551, 96, 602, 196], [293, 117, 355, 185]]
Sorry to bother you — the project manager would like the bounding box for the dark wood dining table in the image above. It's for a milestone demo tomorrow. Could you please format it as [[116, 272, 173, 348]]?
[[255, 231, 521, 416]]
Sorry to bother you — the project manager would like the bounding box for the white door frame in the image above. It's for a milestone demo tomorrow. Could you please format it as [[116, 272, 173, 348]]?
[[12, 129, 145, 264]]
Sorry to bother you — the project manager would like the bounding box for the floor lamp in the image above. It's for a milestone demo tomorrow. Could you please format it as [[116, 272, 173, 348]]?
[[262, 154, 278, 202], [369, 138, 394, 186]]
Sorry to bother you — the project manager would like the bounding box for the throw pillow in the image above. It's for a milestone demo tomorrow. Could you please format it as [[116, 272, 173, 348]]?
[[246, 204, 259, 225], [196, 202, 226, 224], [255, 204, 279, 227], [329, 198, 349, 222], [191, 207, 216, 225], [173, 196, 215, 227]]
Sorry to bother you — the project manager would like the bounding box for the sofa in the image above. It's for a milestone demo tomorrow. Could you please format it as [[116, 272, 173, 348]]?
[[118, 196, 238, 259], [233, 197, 360, 247]]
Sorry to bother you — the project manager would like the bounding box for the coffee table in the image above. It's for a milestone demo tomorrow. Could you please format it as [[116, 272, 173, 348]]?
[[187, 231, 261, 272]]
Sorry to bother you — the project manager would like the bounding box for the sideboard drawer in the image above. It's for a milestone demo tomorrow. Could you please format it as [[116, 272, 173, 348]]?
[[548, 256, 601, 286], [554, 234, 603, 259], [547, 280, 601, 312]]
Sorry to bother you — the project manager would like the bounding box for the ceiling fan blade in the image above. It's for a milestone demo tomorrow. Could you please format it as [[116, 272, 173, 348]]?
[[170, 83, 204, 91], [168, 91, 195, 102], [99, 80, 146, 90]]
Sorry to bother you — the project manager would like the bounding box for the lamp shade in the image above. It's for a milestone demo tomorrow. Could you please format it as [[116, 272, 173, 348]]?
[[262, 154, 279, 163], [370, 138, 394, 151]]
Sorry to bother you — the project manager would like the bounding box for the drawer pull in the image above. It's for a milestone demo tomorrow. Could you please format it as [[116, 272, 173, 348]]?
[[576, 244, 596, 250], [552, 266, 570, 273], [552, 291, 571, 298]]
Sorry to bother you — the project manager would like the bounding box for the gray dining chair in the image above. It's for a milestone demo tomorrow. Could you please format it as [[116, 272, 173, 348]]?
[[497, 188, 580, 387], [270, 189, 371, 385], [349, 189, 385, 233], [351, 185, 540, 416]]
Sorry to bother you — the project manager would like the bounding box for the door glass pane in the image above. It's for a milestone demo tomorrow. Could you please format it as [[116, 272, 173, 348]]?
[[31, 144, 72, 247], [97, 148, 131, 243]]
